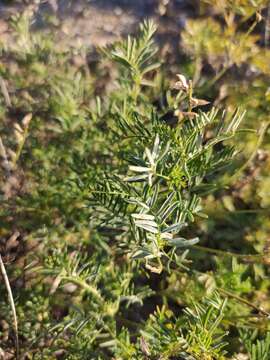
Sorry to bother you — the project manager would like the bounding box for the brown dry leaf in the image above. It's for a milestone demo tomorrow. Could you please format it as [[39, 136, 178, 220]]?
[[22, 113, 32, 128], [140, 337, 151, 356], [173, 73, 189, 91], [145, 261, 163, 274], [190, 97, 210, 108], [174, 110, 197, 121], [6, 231, 20, 252], [50, 275, 62, 295]]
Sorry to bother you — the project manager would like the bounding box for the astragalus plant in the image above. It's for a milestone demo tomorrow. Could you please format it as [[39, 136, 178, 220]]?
[[92, 21, 244, 275]]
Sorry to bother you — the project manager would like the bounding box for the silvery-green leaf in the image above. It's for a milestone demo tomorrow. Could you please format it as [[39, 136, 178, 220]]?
[[125, 174, 148, 182], [162, 222, 187, 234], [128, 198, 149, 210], [134, 220, 158, 228], [99, 340, 117, 348], [158, 141, 170, 163], [160, 232, 173, 240], [147, 184, 159, 208], [152, 134, 160, 160], [145, 148, 154, 166], [135, 223, 159, 233], [168, 237, 199, 248], [131, 213, 155, 220], [157, 192, 175, 217], [132, 249, 152, 259], [129, 166, 150, 172], [197, 212, 208, 219], [161, 201, 179, 222]]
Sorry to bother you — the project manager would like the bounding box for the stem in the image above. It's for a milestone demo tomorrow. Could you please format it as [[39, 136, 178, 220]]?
[[207, 66, 228, 89], [0, 136, 12, 176], [265, 1, 270, 47], [224, 120, 270, 186], [165, 259, 270, 319], [61, 276, 103, 304], [13, 115, 32, 166], [157, 173, 170, 180], [243, 15, 260, 39], [192, 57, 202, 86], [218, 288, 270, 318], [193, 244, 263, 263], [0, 255, 19, 359], [188, 80, 193, 113], [0, 77, 11, 107]]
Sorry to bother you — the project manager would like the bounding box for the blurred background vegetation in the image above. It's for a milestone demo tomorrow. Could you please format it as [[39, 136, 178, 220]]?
[[0, 1, 270, 359]]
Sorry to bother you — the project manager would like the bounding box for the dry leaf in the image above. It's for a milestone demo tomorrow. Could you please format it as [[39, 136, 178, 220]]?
[[190, 97, 210, 108], [173, 73, 189, 91], [6, 231, 20, 251], [140, 337, 151, 356], [174, 110, 197, 121], [22, 113, 32, 128], [145, 261, 163, 274]]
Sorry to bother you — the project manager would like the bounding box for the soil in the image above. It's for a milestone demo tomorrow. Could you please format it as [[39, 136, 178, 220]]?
[[0, 0, 193, 48]]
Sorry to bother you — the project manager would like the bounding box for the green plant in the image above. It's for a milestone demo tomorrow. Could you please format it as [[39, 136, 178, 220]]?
[[0, 8, 270, 360], [241, 330, 270, 360]]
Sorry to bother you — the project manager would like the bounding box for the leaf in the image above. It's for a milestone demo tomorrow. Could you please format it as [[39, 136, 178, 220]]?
[[134, 220, 158, 228], [125, 174, 149, 182], [162, 222, 187, 234], [131, 213, 155, 220], [145, 261, 163, 274], [134, 223, 159, 234], [157, 192, 175, 218], [140, 337, 151, 356], [22, 113, 32, 127], [129, 166, 150, 173], [145, 148, 154, 166], [142, 62, 160, 75], [175, 110, 198, 120], [190, 98, 210, 108], [168, 237, 199, 248], [173, 73, 189, 91], [152, 134, 160, 160], [160, 201, 180, 222], [160, 232, 173, 240], [132, 249, 152, 259]]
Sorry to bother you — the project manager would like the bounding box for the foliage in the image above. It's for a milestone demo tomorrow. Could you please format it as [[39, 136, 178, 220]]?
[[0, 3, 270, 360]]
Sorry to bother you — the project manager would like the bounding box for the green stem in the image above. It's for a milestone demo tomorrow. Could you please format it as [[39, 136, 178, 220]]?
[[193, 244, 263, 262], [157, 173, 170, 180], [188, 80, 193, 113], [13, 116, 32, 166], [61, 276, 103, 304], [221, 120, 270, 187], [218, 288, 270, 318], [207, 66, 228, 89]]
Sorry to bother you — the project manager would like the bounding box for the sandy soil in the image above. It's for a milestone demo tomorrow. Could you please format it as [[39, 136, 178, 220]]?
[[0, 0, 191, 48]]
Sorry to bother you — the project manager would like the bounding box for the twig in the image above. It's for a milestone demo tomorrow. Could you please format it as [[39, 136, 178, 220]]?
[[12, 113, 32, 166], [0, 254, 19, 359], [220, 120, 270, 188], [0, 136, 13, 175], [219, 287, 270, 318], [235, 121, 269, 176], [265, 1, 270, 47], [193, 244, 264, 263], [0, 77, 11, 108]]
